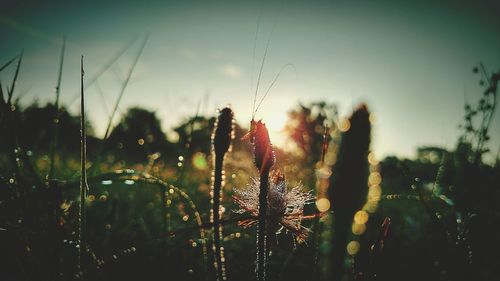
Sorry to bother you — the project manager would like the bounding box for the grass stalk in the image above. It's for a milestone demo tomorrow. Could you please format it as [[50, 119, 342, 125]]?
[[55, 36, 66, 109], [211, 107, 233, 281], [78, 55, 89, 278], [86, 35, 148, 176], [7, 50, 23, 104], [257, 171, 270, 281], [48, 36, 66, 180], [103, 35, 149, 140], [252, 121, 275, 281], [174, 99, 202, 184], [0, 54, 19, 73], [68, 36, 139, 106]]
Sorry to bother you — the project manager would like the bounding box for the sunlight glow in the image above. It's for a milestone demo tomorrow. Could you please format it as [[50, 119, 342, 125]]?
[[265, 113, 287, 133], [262, 113, 288, 147]]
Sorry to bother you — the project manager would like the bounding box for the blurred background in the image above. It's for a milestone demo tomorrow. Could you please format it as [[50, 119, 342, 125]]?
[[1, 1, 500, 281], [1, 0, 500, 159]]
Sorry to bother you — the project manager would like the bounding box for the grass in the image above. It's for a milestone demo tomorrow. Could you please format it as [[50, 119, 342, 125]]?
[[0, 47, 499, 281]]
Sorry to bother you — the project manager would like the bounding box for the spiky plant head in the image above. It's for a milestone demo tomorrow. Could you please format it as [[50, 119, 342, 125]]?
[[253, 120, 275, 173], [233, 171, 315, 242], [213, 107, 234, 156]]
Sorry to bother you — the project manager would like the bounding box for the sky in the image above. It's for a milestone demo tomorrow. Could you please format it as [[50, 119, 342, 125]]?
[[1, 0, 500, 160]]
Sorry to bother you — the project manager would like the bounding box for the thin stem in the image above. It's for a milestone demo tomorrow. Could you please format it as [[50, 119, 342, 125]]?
[[250, 0, 265, 97], [55, 36, 66, 109], [103, 35, 149, 140], [212, 155, 225, 280], [79, 55, 88, 277], [257, 170, 270, 281], [495, 144, 500, 166], [252, 24, 275, 119], [432, 151, 447, 193], [49, 36, 66, 180], [7, 50, 23, 104], [175, 100, 202, 184], [68, 36, 139, 106], [254, 63, 295, 115], [0, 54, 19, 73]]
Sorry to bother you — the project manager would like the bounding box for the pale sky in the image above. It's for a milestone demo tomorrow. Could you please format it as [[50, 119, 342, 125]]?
[[1, 0, 500, 160]]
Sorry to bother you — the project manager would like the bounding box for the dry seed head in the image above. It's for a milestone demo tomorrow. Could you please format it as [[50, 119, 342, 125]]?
[[213, 107, 234, 156], [233, 173, 315, 242], [252, 120, 275, 173]]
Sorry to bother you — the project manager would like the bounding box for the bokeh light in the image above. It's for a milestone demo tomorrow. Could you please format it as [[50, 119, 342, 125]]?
[[316, 198, 331, 212], [347, 241, 360, 256]]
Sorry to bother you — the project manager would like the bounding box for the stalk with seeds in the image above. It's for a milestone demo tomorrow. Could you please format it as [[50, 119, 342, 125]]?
[[211, 107, 234, 281]]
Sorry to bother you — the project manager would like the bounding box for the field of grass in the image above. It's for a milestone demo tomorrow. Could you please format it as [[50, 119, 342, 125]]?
[[1, 47, 500, 281]]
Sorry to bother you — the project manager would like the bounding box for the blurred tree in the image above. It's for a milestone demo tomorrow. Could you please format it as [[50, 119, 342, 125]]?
[[416, 146, 447, 164], [173, 112, 249, 157], [19, 102, 91, 153], [285, 102, 337, 161], [174, 115, 215, 156], [283, 101, 337, 186], [105, 107, 169, 163]]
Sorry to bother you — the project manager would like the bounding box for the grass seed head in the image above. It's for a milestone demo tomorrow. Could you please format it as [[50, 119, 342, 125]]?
[[252, 120, 275, 173], [213, 107, 234, 156]]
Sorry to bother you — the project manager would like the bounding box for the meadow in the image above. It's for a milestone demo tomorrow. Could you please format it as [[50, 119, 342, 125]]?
[[1, 48, 499, 281]]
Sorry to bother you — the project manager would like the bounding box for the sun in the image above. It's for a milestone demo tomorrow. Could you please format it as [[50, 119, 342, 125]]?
[[265, 113, 287, 132], [262, 113, 288, 148]]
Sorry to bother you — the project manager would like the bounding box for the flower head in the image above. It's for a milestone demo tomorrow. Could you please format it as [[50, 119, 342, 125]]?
[[233, 171, 316, 242]]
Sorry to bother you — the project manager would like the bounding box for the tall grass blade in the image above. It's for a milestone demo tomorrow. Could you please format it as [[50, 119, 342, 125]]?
[[55, 36, 66, 109], [0, 54, 19, 73], [7, 50, 23, 104], [48, 36, 66, 180], [68, 36, 139, 106], [254, 63, 295, 115], [78, 55, 89, 278], [252, 24, 275, 119], [103, 35, 149, 140]]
